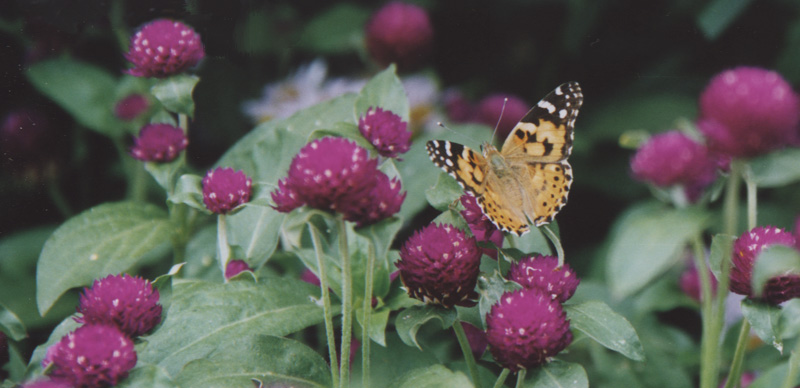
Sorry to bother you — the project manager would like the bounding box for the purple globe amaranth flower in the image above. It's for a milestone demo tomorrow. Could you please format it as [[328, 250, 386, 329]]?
[[225, 259, 251, 279], [44, 324, 137, 388], [486, 289, 572, 371], [730, 226, 800, 304], [698, 67, 800, 158], [476, 94, 530, 141], [397, 223, 481, 308], [680, 261, 719, 303], [76, 274, 162, 337], [508, 255, 580, 303], [203, 167, 253, 214], [125, 19, 205, 78], [271, 137, 378, 214], [130, 123, 188, 162], [114, 94, 150, 121], [341, 171, 406, 228], [358, 107, 411, 158], [20, 380, 72, 388], [630, 131, 718, 201], [365, 2, 433, 71], [460, 195, 504, 259]]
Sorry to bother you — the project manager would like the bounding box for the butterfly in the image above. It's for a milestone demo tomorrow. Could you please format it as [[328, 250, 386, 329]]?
[[426, 82, 583, 236]]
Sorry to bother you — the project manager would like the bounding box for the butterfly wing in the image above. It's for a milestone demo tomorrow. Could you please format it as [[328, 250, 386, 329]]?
[[426, 140, 488, 196], [477, 173, 532, 236], [501, 82, 583, 163], [522, 161, 573, 227]]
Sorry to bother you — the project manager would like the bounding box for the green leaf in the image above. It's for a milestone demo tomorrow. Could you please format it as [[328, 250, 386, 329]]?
[[431, 209, 470, 232], [747, 148, 800, 188], [741, 298, 783, 352], [116, 364, 176, 388], [780, 299, 800, 338], [350, 332, 440, 388], [309, 121, 374, 150], [606, 202, 709, 298], [151, 75, 200, 117], [25, 317, 80, 377], [227, 204, 285, 268], [390, 365, 473, 388], [169, 174, 207, 212], [137, 278, 325, 376], [749, 361, 800, 388], [425, 173, 464, 211], [355, 64, 410, 123], [0, 305, 26, 341], [174, 335, 331, 388], [297, 3, 370, 54], [395, 305, 457, 350], [524, 360, 589, 388], [709, 234, 736, 283], [358, 306, 391, 347], [27, 57, 121, 135], [36, 202, 170, 315], [144, 155, 185, 194], [477, 270, 521, 326], [697, 0, 754, 40], [510, 222, 557, 257], [565, 300, 645, 361], [752, 245, 800, 300]]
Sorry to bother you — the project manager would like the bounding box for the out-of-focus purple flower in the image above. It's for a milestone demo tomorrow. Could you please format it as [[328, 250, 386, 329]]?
[[476, 94, 530, 140], [730, 226, 800, 305], [460, 322, 488, 358], [486, 289, 572, 371], [300, 269, 321, 287], [225, 260, 252, 279], [114, 94, 151, 121], [508, 255, 580, 302], [19, 380, 72, 388], [130, 123, 188, 163], [397, 223, 481, 308], [358, 107, 411, 158], [43, 325, 137, 388], [76, 274, 162, 337], [125, 19, 205, 78], [1, 109, 56, 172], [680, 261, 719, 303], [460, 195, 503, 259], [444, 89, 475, 123], [365, 2, 433, 71], [698, 67, 800, 158], [202, 167, 253, 214]]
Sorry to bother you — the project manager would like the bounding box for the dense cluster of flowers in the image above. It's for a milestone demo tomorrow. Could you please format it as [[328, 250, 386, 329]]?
[[124, 19, 205, 78], [202, 167, 253, 214]]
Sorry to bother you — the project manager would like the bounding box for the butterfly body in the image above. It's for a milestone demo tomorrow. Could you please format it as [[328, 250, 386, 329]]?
[[426, 82, 583, 236]]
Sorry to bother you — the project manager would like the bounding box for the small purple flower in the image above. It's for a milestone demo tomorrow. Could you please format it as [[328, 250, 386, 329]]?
[[358, 107, 411, 158], [460, 195, 504, 259], [130, 123, 188, 162], [397, 223, 481, 308], [125, 19, 205, 78], [225, 259, 251, 279], [19, 380, 72, 388], [508, 255, 580, 303], [460, 322, 488, 358], [630, 131, 718, 202], [76, 274, 162, 337], [300, 269, 322, 287], [341, 171, 406, 227], [1, 109, 55, 171], [730, 226, 800, 305], [43, 325, 137, 388], [680, 261, 718, 303], [486, 289, 572, 371], [698, 67, 800, 158], [476, 94, 530, 141], [202, 167, 253, 214], [365, 2, 433, 71], [114, 94, 150, 121], [444, 89, 476, 123]]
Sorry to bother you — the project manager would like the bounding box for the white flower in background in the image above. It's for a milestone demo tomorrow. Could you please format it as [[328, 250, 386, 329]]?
[[243, 59, 365, 123], [402, 73, 441, 131]]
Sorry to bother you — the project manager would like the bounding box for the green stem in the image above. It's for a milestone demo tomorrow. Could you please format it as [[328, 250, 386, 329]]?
[[453, 320, 482, 388], [515, 369, 527, 388], [168, 203, 189, 267], [308, 223, 339, 388], [693, 233, 715, 388], [46, 175, 73, 218], [724, 320, 751, 388], [493, 369, 511, 388], [362, 240, 376, 388], [542, 225, 565, 267], [113, 136, 147, 202], [781, 339, 800, 388], [217, 214, 231, 278], [742, 165, 757, 230], [109, 0, 129, 52], [178, 113, 189, 133], [338, 216, 353, 388]]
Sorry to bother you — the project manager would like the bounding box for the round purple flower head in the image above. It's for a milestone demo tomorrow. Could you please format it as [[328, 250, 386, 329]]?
[[76, 274, 162, 337], [730, 226, 800, 305], [43, 324, 137, 388], [202, 167, 253, 214], [365, 2, 433, 71], [130, 123, 188, 163], [508, 255, 580, 303], [476, 94, 530, 141], [630, 131, 718, 201], [114, 94, 150, 121], [461, 194, 504, 259], [341, 171, 406, 227], [358, 107, 411, 158], [680, 261, 718, 303], [397, 223, 481, 308], [125, 19, 205, 78], [486, 289, 572, 371], [20, 380, 72, 388], [698, 67, 800, 158], [225, 259, 252, 279]]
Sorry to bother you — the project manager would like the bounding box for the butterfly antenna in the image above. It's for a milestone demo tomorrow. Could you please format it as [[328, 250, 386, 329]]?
[[437, 121, 483, 149], [490, 97, 509, 143]]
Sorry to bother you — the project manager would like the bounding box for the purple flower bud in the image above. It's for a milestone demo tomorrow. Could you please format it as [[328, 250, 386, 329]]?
[[202, 167, 253, 214], [508, 255, 580, 303], [486, 289, 572, 371], [76, 274, 162, 337], [125, 19, 205, 78], [114, 94, 151, 121], [225, 259, 251, 279], [130, 123, 188, 162], [397, 223, 481, 308], [358, 107, 411, 158], [43, 325, 137, 387], [476, 94, 530, 141], [365, 2, 433, 71], [730, 226, 800, 305], [341, 171, 406, 228]]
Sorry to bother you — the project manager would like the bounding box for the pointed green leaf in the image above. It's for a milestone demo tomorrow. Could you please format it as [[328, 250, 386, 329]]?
[[169, 174, 207, 212], [741, 298, 783, 352], [426, 173, 464, 211], [524, 360, 589, 388], [709, 233, 736, 282], [36, 202, 170, 315], [116, 364, 176, 388], [565, 300, 645, 361], [151, 75, 199, 117], [747, 148, 800, 188], [227, 204, 285, 268], [390, 365, 473, 388], [395, 305, 457, 350], [752, 245, 800, 298], [0, 305, 26, 341], [355, 64, 409, 122], [144, 156, 185, 194]]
